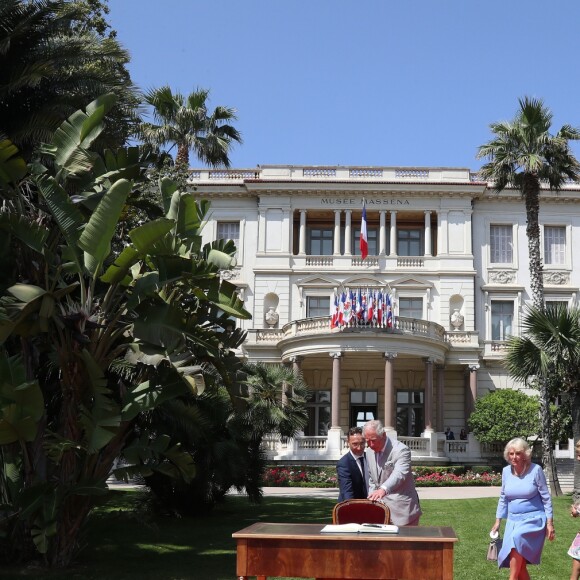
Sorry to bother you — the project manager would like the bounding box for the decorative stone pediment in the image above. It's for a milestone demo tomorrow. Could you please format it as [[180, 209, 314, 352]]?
[[488, 270, 516, 284], [342, 275, 385, 287], [544, 271, 570, 286], [297, 274, 340, 288], [390, 275, 434, 290]]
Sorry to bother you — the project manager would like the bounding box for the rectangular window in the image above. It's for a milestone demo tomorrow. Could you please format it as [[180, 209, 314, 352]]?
[[491, 301, 513, 340], [398, 297, 423, 319], [306, 296, 330, 318], [490, 225, 513, 264], [305, 390, 331, 436], [217, 221, 240, 248], [349, 390, 378, 427], [544, 226, 566, 265], [353, 228, 378, 256], [398, 229, 423, 256], [308, 228, 333, 255]]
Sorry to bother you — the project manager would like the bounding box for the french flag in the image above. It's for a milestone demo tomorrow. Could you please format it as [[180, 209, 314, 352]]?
[[360, 200, 368, 260]]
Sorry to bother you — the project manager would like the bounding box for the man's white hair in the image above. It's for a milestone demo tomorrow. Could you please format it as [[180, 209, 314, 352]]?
[[363, 419, 385, 437]]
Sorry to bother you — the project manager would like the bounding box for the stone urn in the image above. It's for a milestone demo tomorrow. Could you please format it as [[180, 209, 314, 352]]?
[[450, 308, 464, 331], [264, 306, 279, 327]]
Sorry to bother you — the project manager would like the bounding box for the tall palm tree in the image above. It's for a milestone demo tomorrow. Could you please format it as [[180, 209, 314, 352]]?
[[0, 0, 138, 159], [478, 97, 580, 495], [140, 86, 242, 168], [477, 97, 580, 309], [505, 304, 580, 498]]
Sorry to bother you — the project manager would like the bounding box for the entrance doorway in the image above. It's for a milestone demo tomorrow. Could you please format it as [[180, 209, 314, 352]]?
[[396, 390, 424, 436], [349, 390, 378, 427]]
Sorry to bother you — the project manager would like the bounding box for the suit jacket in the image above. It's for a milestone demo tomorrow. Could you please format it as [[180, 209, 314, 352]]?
[[365, 437, 422, 525], [337, 451, 368, 502]]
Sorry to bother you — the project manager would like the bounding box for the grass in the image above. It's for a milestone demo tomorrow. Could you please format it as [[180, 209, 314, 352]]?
[[0, 490, 578, 579]]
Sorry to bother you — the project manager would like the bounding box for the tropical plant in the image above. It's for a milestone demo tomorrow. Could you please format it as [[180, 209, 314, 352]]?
[[477, 97, 580, 495], [477, 97, 580, 309], [140, 86, 242, 168], [141, 362, 310, 516], [468, 388, 540, 446], [0, 94, 250, 567], [504, 304, 580, 498], [0, 0, 138, 159]]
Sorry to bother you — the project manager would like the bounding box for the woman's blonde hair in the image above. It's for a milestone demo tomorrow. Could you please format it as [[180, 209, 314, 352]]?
[[503, 437, 532, 463], [575, 439, 580, 452]]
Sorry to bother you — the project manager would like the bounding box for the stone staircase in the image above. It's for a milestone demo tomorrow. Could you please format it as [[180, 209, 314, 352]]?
[[556, 458, 574, 491]]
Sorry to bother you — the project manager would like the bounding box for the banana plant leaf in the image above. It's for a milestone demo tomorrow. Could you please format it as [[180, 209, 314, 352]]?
[[0, 139, 27, 188]]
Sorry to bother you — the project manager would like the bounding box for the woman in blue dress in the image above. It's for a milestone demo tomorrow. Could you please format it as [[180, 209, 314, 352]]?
[[490, 437, 555, 580]]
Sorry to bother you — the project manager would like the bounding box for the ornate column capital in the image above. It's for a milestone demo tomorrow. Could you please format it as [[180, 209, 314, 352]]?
[[330, 351, 343, 359], [468, 364, 480, 372], [383, 352, 398, 360]]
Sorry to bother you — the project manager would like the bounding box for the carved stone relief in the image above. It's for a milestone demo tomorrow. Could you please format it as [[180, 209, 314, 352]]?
[[544, 271, 570, 285], [488, 270, 516, 284]]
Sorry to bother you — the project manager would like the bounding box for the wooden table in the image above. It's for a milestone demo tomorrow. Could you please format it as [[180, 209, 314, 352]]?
[[233, 522, 458, 580]]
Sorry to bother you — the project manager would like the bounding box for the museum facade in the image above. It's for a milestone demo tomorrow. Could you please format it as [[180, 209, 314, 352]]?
[[192, 165, 580, 465]]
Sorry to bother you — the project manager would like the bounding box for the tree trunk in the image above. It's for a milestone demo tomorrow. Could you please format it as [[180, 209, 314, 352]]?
[[539, 376, 562, 495], [522, 175, 545, 309], [523, 174, 561, 493]]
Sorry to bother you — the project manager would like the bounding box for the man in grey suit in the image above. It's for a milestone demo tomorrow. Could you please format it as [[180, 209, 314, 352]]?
[[363, 419, 422, 526]]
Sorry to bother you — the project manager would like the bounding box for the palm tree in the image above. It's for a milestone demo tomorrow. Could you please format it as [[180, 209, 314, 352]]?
[[505, 304, 580, 497], [478, 97, 580, 495], [140, 86, 242, 168], [0, 0, 138, 159], [477, 97, 580, 309]]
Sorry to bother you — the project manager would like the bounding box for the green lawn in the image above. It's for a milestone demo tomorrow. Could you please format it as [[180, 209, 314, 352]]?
[[1, 490, 577, 579]]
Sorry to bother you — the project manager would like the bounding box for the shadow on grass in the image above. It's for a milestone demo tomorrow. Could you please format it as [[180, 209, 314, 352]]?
[[1, 491, 577, 580], [0, 491, 335, 580]]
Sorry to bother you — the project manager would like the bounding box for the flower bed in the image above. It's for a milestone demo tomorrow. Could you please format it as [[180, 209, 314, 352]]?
[[261, 465, 502, 487]]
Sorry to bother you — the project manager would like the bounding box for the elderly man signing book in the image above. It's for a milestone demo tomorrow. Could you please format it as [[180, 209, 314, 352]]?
[[363, 419, 422, 526]]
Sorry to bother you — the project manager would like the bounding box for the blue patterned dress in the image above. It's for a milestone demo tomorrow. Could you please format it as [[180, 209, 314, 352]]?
[[496, 463, 553, 568]]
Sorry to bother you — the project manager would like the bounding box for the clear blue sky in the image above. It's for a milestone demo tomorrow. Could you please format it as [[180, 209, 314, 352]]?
[[108, 0, 580, 170]]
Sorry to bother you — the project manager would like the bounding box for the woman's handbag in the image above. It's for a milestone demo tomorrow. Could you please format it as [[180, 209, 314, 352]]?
[[568, 532, 580, 559], [487, 535, 502, 561]]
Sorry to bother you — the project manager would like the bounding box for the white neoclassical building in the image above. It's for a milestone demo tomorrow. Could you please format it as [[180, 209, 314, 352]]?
[[192, 165, 580, 466]]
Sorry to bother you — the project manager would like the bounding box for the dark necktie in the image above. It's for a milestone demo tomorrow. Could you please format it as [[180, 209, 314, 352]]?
[[358, 457, 367, 493]]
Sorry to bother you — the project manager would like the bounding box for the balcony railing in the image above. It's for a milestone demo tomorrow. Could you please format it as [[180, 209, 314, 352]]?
[[278, 315, 446, 342], [187, 165, 474, 183], [249, 316, 481, 348]]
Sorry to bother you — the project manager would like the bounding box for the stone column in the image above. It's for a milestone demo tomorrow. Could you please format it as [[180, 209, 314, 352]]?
[[466, 364, 479, 429], [299, 210, 307, 255], [258, 209, 266, 252], [424, 358, 434, 432], [424, 211, 432, 256], [383, 352, 397, 430], [290, 355, 303, 375], [436, 365, 445, 433], [438, 210, 448, 255], [465, 209, 473, 255], [389, 211, 397, 256], [344, 210, 352, 255], [333, 210, 341, 256], [379, 210, 387, 255], [330, 352, 342, 428]]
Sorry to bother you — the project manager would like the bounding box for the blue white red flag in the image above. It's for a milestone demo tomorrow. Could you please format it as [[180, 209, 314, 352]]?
[[360, 200, 368, 260], [386, 294, 393, 328], [330, 292, 338, 328]]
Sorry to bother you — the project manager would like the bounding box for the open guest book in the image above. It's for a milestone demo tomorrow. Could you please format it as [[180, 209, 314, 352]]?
[[320, 523, 399, 534]]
